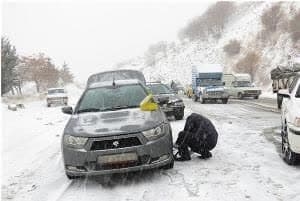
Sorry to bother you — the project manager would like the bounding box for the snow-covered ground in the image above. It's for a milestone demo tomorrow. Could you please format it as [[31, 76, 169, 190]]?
[[2, 87, 300, 201]]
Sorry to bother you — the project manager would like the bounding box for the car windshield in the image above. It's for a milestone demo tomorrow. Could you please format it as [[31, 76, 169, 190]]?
[[48, 89, 65, 94], [199, 79, 223, 87], [148, 84, 172, 95], [76, 84, 147, 113], [235, 81, 252, 87]]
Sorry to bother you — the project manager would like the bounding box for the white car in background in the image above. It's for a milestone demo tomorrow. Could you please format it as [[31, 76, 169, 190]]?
[[279, 73, 300, 165], [46, 88, 68, 107]]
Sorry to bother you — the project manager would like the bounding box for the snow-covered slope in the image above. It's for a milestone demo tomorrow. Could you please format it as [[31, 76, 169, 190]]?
[[117, 2, 300, 91]]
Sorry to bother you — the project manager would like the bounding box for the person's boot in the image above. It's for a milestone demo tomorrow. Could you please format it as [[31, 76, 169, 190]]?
[[199, 151, 212, 159], [174, 146, 191, 161]]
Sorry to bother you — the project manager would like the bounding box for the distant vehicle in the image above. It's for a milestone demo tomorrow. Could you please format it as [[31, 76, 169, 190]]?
[[86, 69, 146, 87], [147, 82, 185, 120], [278, 73, 300, 165], [185, 85, 193, 98], [223, 73, 261, 99], [271, 55, 300, 108], [46, 88, 68, 107], [61, 79, 174, 179], [192, 64, 229, 104]]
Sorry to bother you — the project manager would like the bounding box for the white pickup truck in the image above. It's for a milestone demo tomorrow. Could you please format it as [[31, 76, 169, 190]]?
[[279, 73, 300, 165], [46, 88, 68, 107], [223, 73, 261, 99]]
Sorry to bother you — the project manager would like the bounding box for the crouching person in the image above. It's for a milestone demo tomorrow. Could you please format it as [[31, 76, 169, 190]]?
[[174, 113, 218, 161]]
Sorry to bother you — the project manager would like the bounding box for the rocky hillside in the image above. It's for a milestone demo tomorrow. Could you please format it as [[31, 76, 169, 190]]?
[[116, 2, 300, 91]]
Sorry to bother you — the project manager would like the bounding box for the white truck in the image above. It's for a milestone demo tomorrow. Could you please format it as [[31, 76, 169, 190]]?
[[223, 73, 261, 99], [192, 64, 229, 104]]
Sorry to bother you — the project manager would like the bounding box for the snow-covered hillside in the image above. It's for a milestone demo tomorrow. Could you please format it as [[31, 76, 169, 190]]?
[[116, 2, 300, 91]]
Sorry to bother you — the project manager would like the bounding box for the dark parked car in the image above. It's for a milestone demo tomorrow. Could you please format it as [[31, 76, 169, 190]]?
[[147, 82, 185, 120], [61, 79, 174, 179]]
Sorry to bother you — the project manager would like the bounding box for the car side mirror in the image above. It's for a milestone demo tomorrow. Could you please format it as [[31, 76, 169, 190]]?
[[158, 96, 170, 105], [140, 95, 158, 111], [62, 106, 73, 114], [278, 89, 290, 99]]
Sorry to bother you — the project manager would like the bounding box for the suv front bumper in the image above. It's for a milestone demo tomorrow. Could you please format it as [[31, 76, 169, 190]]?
[[62, 132, 173, 176]]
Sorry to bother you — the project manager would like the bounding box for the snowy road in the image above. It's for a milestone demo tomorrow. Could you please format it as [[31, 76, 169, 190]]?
[[2, 96, 300, 201]]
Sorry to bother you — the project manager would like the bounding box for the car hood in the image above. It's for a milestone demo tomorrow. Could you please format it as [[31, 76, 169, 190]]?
[[238, 87, 261, 91], [64, 108, 165, 137], [153, 93, 182, 102]]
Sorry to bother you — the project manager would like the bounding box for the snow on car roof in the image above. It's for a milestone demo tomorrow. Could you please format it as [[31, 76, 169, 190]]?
[[88, 79, 142, 89]]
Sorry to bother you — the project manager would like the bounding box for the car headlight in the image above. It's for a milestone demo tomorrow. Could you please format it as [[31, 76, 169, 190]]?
[[294, 117, 300, 127], [174, 101, 184, 106], [142, 124, 166, 141], [64, 135, 88, 148]]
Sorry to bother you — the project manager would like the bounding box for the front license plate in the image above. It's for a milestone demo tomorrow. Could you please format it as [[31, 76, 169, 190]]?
[[98, 153, 138, 164]]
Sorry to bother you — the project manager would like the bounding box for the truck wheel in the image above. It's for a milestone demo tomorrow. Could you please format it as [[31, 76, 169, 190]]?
[[200, 96, 206, 104], [277, 94, 283, 109], [238, 93, 243, 99], [222, 98, 228, 104]]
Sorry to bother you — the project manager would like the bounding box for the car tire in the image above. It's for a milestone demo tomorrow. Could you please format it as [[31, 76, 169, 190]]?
[[277, 94, 283, 109], [238, 93, 243, 99], [161, 160, 174, 170], [222, 98, 228, 104], [200, 96, 206, 104], [254, 96, 259, 99], [281, 124, 299, 165], [47, 103, 51, 107], [174, 111, 184, 120]]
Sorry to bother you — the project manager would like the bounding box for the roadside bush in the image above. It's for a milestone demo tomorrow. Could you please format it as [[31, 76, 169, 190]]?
[[289, 11, 300, 42], [235, 51, 260, 78], [223, 40, 241, 56], [261, 4, 283, 32]]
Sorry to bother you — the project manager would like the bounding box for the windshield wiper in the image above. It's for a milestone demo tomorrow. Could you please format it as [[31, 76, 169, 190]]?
[[111, 105, 139, 110], [77, 108, 101, 114]]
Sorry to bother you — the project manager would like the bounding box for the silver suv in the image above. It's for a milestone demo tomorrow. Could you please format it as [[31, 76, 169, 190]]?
[[61, 79, 174, 179]]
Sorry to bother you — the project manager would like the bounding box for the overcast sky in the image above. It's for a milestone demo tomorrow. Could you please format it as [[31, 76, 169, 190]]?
[[2, 0, 212, 82]]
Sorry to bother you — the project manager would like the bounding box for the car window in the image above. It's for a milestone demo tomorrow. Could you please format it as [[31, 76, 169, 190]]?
[[77, 84, 147, 113], [48, 89, 65, 94], [148, 84, 172, 95]]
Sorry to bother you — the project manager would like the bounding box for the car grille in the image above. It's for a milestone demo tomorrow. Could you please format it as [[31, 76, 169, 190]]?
[[90, 137, 142, 151], [244, 90, 259, 94]]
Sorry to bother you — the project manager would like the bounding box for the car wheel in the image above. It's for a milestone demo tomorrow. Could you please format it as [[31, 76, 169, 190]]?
[[282, 123, 298, 165], [161, 160, 174, 170], [238, 93, 243, 99], [254, 96, 259, 99], [47, 103, 51, 107], [222, 98, 228, 104], [200, 96, 206, 104], [174, 111, 184, 120]]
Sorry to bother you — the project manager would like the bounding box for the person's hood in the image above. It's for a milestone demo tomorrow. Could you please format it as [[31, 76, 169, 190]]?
[[64, 108, 165, 137]]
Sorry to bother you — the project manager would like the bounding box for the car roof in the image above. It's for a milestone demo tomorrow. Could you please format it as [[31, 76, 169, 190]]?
[[88, 79, 142, 89]]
